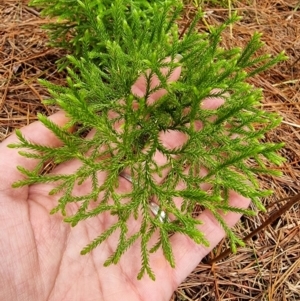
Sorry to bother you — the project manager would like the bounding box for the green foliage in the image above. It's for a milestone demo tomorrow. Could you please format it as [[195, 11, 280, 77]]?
[[29, 0, 179, 67], [10, 0, 286, 279]]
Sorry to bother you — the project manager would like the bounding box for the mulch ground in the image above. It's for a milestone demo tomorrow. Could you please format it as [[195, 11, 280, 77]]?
[[1, 1, 299, 300]]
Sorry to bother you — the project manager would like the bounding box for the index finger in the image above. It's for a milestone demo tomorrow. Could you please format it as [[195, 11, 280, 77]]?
[[131, 57, 182, 105]]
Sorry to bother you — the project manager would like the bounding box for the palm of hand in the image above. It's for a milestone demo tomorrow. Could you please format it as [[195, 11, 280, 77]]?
[[1, 137, 177, 300], [0, 67, 250, 301], [2, 182, 177, 301]]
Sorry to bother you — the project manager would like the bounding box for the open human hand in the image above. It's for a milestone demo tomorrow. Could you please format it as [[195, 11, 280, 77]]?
[[0, 65, 250, 301]]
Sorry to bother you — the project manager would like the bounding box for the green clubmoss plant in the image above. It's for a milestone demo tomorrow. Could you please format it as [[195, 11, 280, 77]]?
[[29, 0, 176, 68], [9, 1, 286, 280]]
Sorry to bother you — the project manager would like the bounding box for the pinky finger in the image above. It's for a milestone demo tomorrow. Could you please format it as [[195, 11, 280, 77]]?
[[170, 190, 250, 285]]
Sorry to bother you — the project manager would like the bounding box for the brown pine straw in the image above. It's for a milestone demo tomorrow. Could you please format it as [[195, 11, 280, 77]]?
[[208, 193, 300, 264], [1, 1, 300, 300]]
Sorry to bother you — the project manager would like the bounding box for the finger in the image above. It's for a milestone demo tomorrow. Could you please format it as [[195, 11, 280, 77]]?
[[131, 58, 181, 105], [150, 90, 226, 184], [201, 88, 226, 110], [0, 111, 69, 195], [171, 190, 251, 285]]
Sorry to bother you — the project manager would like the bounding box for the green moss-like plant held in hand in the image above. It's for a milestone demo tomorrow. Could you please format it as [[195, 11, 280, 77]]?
[[9, 1, 286, 280]]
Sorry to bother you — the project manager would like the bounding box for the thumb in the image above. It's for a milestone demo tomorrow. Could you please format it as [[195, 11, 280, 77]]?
[[0, 111, 69, 198]]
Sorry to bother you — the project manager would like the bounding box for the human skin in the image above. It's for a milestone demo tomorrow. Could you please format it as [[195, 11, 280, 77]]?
[[0, 65, 250, 301]]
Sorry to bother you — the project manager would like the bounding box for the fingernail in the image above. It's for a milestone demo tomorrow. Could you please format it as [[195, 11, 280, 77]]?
[[175, 53, 183, 61]]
